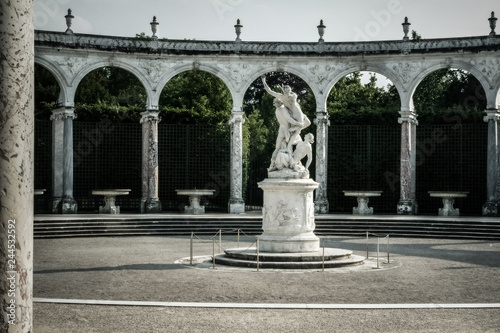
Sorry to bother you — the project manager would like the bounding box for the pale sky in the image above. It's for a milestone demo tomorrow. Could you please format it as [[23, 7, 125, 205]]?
[[35, 0, 499, 42]]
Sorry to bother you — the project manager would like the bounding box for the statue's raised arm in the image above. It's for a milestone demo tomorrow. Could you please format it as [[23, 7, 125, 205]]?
[[261, 75, 282, 99]]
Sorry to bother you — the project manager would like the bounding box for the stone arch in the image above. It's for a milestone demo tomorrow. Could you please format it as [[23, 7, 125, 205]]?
[[72, 60, 155, 109], [240, 64, 322, 113], [34, 55, 71, 106], [155, 63, 237, 112], [323, 63, 406, 110], [407, 61, 491, 113]]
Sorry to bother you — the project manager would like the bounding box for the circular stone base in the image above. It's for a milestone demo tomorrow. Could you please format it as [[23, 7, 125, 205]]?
[[215, 248, 364, 269]]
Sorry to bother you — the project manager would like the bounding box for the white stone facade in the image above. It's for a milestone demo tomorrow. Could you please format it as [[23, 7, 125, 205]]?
[[34, 31, 500, 215]]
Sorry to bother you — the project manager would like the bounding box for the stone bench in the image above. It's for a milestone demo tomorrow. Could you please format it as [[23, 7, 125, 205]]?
[[92, 189, 131, 214], [343, 191, 383, 215], [176, 189, 215, 214], [428, 191, 468, 216]]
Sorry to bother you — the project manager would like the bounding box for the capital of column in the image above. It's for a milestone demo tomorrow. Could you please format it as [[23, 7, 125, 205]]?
[[140, 110, 161, 124], [314, 112, 330, 126], [398, 111, 418, 125], [229, 111, 245, 125], [483, 109, 500, 122], [50, 107, 77, 121]]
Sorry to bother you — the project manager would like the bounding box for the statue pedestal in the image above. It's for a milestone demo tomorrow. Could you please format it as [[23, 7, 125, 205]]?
[[258, 177, 319, 253]]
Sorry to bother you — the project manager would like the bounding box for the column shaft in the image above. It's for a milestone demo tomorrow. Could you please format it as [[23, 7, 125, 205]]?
[[483, 110, 500, 216], [314, 111, 329, 213], [0, 0, 34, 331], [140, 112, 162, 213], [50, 112, 64, 212], [228, 111, 245, 213], [397, 112, 418, 214]]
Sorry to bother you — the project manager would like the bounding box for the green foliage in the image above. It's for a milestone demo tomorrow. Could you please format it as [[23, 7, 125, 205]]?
[[35, 64, 60, 119], [160, 71, 232, 124], [327, 72, 400, 124], [413, 69, 486, 124]]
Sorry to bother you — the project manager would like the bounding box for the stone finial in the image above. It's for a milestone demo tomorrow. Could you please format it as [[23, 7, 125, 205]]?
[[489, 11, 497, 36], [65, 9, 74, 34], [150, 16, 159, 39], [234, 19, 243, 42], [317, 19, 326, 42], [402, 17, 411, 40]]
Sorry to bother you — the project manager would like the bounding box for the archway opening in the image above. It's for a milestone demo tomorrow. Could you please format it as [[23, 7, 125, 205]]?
[[243, 72, 316, 208], [413, 68, 487, 215], [73, 67, 147, 211], [327, 71, 400, 213], [158, 70, 233, 211], [34, 64, 61, 212]]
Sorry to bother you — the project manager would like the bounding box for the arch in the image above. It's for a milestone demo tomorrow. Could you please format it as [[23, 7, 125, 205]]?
[[34, 55, 70, 106], [240, 64, 322, 113], [323, 63, 406, 110], [155, 63, 238, 111], [407, 60, 491, 113], [72, 59, 155, 109]]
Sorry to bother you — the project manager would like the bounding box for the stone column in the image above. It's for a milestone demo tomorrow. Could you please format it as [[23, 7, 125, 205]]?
[[314, 111, 330, 213], [397, 111, 418, 214], [50, 107, 78, 214], [50, 109, 65, 212], [0, 0, 34, 331], [140, 111, 162, 213], [228, 111, 245, 214], [482, 109, 500, 216]]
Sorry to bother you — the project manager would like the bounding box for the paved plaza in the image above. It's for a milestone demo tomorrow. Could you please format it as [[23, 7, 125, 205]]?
[[33, 235, 500, 332]]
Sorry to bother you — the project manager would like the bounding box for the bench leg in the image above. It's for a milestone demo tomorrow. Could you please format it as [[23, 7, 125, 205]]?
[[99, 195, 120, 214], [184, 195, 205, 214], [353, 197, 374, 215], [439, 198, 459, 216]]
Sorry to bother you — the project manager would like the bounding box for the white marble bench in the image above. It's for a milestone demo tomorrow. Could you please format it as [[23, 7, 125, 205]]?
[[92, 189, 131, 214], [428, 191, 468, 216], [343, 191, 383, 215], [176, 189, 215, 214]]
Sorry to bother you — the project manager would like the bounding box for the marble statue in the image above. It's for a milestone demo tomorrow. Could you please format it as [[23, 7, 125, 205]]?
[[261, 75, 312, 176]]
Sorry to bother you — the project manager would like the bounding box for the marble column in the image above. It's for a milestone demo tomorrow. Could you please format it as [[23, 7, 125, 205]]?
[[314, 111, 330, 213], [0, 0, 34, 331], [50, 109, 65, 212], [397, 111, 418, 214], [140, 111, 162, 213], [228, 111, 245, 214], [50, 107, 78, 214], [482, 109, 500, 216]]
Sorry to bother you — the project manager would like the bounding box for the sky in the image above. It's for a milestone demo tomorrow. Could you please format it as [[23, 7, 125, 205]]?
[[34, 0, 499, 42]]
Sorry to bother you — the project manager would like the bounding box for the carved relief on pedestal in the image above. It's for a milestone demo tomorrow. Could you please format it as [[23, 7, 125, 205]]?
[[262, 200, 303, 231]]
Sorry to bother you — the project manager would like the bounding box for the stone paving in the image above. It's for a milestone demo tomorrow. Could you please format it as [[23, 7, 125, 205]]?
[[33, 235, 500, 332]]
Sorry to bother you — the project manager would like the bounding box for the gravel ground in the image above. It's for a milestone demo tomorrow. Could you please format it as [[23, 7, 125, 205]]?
[[33, 236, 500, 332]]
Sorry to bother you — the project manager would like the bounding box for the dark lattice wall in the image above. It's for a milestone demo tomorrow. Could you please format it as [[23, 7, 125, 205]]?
[[34, 121, 487, 215]]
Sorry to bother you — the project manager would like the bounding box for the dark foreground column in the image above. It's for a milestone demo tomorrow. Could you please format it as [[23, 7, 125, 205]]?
[[483, 109, 500, 216], [0, 1, 34, 331], [397, 111, 418, 214], [140, 111, 162, 213]]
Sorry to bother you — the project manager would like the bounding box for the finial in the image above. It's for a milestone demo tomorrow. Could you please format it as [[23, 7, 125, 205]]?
[[489, 11, 497, 36], [234, 19, 243, 42], [317, 19, 326, 42], [150, 16, 159, 39], [402, 17, 411, 40], [65, 8, 74, 34]]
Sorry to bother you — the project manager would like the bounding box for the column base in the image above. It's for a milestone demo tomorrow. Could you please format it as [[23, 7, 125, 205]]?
[[51, 197, 62, 213], [141, 198, 162, 213], [228, 198, 245, 214], [482, 201, 500, 216], [397, 200, 418, 215], [60, 197, 78, 214], [314, 199, 329, 214]]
